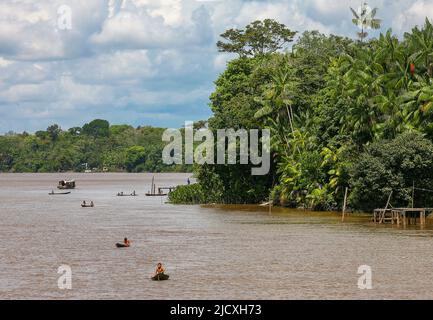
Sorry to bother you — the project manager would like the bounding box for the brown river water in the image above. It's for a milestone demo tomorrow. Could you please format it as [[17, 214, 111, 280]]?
[[1, 173, 433, 300]]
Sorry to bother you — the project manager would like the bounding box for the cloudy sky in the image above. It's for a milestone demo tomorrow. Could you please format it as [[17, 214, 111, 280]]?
[[0, 0, 432, 133]]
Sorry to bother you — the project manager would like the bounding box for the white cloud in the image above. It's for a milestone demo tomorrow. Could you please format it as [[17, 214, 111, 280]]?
[[393, 0, 433, 32], [213, 53, 231, 71], [90, 11, 176, 49], [73, 50, 155, 84], [131, 0, 184, 26], [0, 57, 13, 68], [91, 1, 213, 50], [0, 1, 108, 60]]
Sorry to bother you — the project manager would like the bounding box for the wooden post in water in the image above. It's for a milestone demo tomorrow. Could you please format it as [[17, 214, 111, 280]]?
[[412, 181, 415, 209], [379, 191, 393, 224], [342, 187, 348, 222], [150, 176, 155, 195], [269, 195, 272, 215]]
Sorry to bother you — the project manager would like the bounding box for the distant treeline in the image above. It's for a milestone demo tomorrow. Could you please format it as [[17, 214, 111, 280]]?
[[0, 119, 191, 173]]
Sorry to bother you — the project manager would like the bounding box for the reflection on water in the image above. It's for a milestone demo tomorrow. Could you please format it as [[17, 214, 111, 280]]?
[[1, 173, 433, 300]]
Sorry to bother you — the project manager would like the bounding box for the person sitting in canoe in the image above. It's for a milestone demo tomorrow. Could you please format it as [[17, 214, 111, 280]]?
[[151, 262, 169, 280], [82, 201, 94, 207], [154, 263, 165, 275], [115, 237, 131, 248]]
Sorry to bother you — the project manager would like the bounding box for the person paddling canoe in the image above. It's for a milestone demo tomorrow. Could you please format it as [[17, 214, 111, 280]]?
[[152, 263, 169, 280], [155, 263, 165, 275], [115, 237, 131, 248], [123, 237, 130, 247]]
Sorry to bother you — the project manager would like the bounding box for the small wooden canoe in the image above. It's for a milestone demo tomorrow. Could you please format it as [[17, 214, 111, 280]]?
[[49, 191, 71, 195], [81, 204, 94, 208], [152, 273, 169, 281], [115, 243, 130, 248], [145, 193, 167, 197]]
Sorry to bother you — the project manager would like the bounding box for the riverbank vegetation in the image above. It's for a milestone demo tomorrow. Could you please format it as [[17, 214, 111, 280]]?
[[170, 16, 433, 212], [0, 119, 191, 173]]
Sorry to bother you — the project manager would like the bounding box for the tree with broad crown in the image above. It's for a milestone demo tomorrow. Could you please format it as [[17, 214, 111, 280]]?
[[217, 19, 297, 57]]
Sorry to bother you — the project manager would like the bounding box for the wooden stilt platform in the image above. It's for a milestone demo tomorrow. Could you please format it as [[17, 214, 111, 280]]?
[[373, 208, 433, 226], [158, 187, 175, 193]]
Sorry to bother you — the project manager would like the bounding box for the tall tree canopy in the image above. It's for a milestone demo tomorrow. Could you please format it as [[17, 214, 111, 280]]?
[[82, 119, 110, 138], [217, 19, 297, 57]]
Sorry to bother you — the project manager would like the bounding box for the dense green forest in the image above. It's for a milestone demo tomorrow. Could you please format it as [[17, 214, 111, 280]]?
[[170, 16, 433, 212], [0, 119, 191, 173]]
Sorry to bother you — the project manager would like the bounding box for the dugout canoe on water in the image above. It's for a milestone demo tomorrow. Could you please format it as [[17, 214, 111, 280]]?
[[49, 191, 71, 195], [152, 273, 169, 281]]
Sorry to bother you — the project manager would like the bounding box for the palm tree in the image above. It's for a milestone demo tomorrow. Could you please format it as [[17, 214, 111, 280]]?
[[350, 2, 381, 41], [254, 66, 299, 155]]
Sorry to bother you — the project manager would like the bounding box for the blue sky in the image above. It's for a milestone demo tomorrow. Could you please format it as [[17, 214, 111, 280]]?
[[0, 0, 432, 133]]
